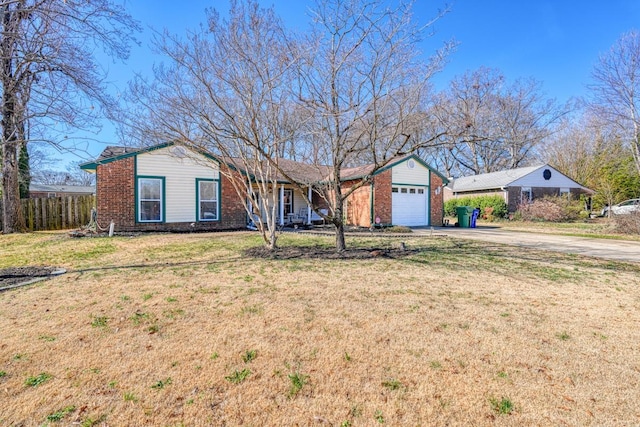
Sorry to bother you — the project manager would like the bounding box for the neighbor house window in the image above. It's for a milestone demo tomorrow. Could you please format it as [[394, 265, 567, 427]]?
[[560, 188, 570, 199], [138, 177, 164, 222], [197, 179, 219, 221], [521, 187, 532, 204]]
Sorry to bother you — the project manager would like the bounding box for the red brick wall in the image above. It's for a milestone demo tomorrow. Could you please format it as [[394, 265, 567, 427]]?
[[219, 168, 248, 228], [96, 157, 135, 229], [373, 169, 392, 225], [341, 170, 392, 228], [95, 158, 246, 232], [430, 174, 444, 226]]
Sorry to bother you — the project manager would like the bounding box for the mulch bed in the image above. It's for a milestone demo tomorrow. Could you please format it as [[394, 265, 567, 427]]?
[[244, 245, 418, 260], [0, 267, 64, 290]]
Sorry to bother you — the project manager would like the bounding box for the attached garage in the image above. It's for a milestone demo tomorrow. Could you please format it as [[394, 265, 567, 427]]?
[[392, 185, 428, 226], [342, 154, 448, 228]]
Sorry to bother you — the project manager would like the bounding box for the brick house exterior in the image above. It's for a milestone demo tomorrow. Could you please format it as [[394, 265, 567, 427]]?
[[84, 145, 247, 232], [342, 156, 447, 228], [82, 144, 447, 231]]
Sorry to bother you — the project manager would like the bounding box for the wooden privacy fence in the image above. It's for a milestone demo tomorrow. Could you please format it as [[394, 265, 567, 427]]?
[[0, 195, 95, 232]]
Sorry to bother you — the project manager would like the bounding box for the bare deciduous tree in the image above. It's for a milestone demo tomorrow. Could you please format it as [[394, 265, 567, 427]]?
[[290, 0, 453, 251], [1, 0, 139, 233], [433, 67, 563, 177], [34, 161, 96, 186], [541, 111, 639, 213], [127, 0, 452, 252], [589, 29, 640, 175], [126, 0, 297, 250]]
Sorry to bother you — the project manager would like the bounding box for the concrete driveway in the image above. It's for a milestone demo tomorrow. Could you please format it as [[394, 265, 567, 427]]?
[[417, 226, 640, 264]]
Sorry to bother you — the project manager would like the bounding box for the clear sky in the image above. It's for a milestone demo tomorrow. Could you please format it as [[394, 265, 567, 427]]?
[[62, 0, 640, 169]]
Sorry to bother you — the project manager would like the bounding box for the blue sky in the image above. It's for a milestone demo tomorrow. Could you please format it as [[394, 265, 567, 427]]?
[[63, 0, 640, 170]]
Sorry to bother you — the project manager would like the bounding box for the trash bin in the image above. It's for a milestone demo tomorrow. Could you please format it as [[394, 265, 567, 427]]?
[[471, 208, 481, 228], [456, 206, 473, 228]]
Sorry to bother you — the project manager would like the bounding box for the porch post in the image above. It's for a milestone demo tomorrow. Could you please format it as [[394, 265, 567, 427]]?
[[307, 186, 312, 225], [279, 185, 285, 226]]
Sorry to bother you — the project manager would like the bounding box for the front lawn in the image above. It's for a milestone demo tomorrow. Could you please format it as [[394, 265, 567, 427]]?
[[1, 231, 638, 426]]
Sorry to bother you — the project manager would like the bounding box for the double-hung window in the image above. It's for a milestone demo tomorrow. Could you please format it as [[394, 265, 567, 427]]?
[[198, 179, 219, 221], [138, 177, 164, 222]]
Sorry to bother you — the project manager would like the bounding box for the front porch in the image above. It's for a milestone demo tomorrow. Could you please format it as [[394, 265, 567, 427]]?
[[250, 184, 327, 228]]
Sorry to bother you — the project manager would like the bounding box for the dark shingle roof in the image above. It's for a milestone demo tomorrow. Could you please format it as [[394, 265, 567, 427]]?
[[96, 146, 139, 162]]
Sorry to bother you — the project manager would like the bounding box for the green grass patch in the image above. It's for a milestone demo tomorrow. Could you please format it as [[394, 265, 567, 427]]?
[[25, 372, 52, 387], [288, 372, 309, 398], [226, 368, 251, 384], [381, 378, 402, 390], [242, 349, 258, 363], [91, 316, 108, 328], [46, 405, 76, 422], [490, 396, 514, 415], [151, 377, 172, 390]]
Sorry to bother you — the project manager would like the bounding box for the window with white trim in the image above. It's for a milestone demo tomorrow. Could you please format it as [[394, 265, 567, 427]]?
[[198, 180, 219, 221], [138, 178, 163, 222]]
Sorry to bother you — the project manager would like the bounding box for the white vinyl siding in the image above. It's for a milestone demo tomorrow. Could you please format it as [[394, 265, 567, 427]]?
[[511, 166, 580, 188], [392, 159, 430, 185], [137, 146, 220, 223]]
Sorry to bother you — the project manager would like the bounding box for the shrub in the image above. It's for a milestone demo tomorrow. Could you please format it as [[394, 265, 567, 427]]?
[[516, 196, 584, 222], [613, 210, 640, 234], [444, 195, 507, 220]]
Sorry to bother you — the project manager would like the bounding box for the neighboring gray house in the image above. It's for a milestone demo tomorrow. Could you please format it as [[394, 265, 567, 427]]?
[[29, 183, 95, 199], [444, 164, 594, 212]]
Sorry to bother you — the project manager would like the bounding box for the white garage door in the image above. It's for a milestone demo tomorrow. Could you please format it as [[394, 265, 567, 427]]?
[[392, 186, 428, 226]]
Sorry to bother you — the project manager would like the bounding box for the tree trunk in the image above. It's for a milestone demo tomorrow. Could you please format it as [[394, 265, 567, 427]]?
[[334, 218, 346, 252], [1, 5, 25, 233], [18, 139, 30, 199], [2, 140, 25, 233]]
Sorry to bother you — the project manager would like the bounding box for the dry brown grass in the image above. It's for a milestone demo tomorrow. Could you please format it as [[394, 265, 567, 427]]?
[[1, 231, 639, 426]]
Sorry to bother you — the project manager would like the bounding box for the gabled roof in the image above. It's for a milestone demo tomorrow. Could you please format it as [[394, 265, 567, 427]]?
[[448, 164, 593, 194], [341, 153, 449, 184], [449, 165, 542, 192], [80, 143, 175, 171], [82, 142, 448, 185]]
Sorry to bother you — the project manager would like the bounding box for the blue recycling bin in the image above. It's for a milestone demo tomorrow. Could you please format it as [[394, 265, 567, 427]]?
[[470, 208, 481, 228]]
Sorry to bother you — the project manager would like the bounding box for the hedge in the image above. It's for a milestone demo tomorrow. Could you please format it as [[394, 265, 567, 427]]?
[[444, 195, 508, 220]]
